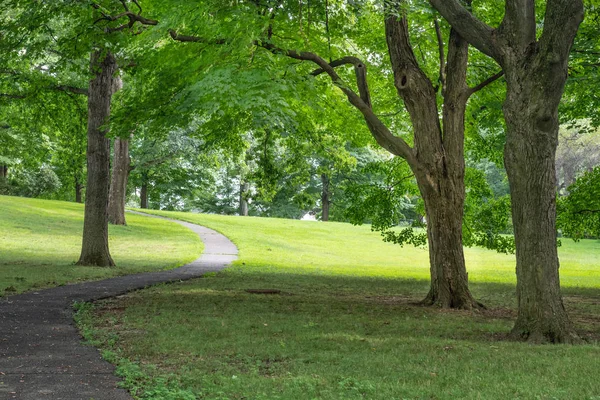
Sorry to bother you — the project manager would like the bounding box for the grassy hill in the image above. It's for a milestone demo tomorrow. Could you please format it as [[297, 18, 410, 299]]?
[[78, 208, 600, 400], [0, 195, 201, 295], [141, 209, 600, 293]]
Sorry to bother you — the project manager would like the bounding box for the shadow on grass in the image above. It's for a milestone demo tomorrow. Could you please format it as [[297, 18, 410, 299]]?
[[112, 269, 600, 345]]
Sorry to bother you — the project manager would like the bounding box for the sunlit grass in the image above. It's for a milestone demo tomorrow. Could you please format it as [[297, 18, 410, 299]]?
[[0, 195, 202, 295], [138, 210, 600, 293]]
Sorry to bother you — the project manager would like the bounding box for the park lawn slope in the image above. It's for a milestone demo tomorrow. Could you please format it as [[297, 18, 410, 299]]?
[[138, 209, 600, 295], [79, 209, 600, 400], [0, 196, 202, 295]]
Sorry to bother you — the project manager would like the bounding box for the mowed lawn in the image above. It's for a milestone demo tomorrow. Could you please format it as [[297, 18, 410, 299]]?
[[79, 209, 600, 400], [0, 196, 202, 295]]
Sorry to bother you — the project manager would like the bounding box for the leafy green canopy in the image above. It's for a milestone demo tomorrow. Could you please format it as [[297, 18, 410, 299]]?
[[558, 166, 600, 240]]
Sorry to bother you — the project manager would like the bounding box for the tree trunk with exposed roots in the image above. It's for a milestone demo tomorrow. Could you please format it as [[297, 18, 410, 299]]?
[[429, 0, 584, 341]]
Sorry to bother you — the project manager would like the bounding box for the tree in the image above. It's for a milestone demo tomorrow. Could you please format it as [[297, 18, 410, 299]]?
[[166, 0, 508, 309], [2, 1, 160, 266], [77, 49, 119, 266], [429, 0, 584, 342]]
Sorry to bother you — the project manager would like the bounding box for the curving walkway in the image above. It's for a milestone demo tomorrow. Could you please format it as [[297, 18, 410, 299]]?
[[0, 213, 237, 400]]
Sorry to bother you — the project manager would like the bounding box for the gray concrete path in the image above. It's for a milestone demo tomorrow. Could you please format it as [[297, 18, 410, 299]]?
[[0, 213, 238, 400]]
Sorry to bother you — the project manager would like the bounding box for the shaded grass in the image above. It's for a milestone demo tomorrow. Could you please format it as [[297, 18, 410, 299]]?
[[79, 209, 600, 399], [0, 196, 202, 295]]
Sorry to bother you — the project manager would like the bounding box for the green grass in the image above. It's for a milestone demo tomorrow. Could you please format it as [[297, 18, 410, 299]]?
[[0, 195, 202, 295], [78, 209, 600, 400]]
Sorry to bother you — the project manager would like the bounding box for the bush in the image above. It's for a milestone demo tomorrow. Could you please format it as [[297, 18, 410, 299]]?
[[6, 165, 62, 198]]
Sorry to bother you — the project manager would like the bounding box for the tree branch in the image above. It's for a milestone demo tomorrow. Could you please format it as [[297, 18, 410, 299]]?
[[574, 209, 600, 215], [166, 29, 420, 170], [0, 93, 27, 99], [467, 70, 504, 96], [428, 0, 498, 60], [434, 19, 446, 94], [571, 49, 600, 56], [54, 85, 89, 96], [92, 2, 158, 31], [131, 0, 143, 14], [168, 29, 227, 44], [310, 56, 364, 76]]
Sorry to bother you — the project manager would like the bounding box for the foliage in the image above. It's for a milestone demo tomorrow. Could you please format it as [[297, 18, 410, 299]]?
[[463, 166, 515, 254], [344, 154, 426, 246], [558, 166, 600, 240], [561, 1, 600, 127], [5, 164, 62, 198]]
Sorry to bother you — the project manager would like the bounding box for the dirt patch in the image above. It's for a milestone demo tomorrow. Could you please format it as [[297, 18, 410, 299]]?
[[363, 295, 420, 305], [478, 307, 516, 320]]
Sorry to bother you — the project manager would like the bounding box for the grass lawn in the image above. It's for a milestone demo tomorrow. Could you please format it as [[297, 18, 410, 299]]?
[[0, 196, 202, 295], [78, 209, 600, 400]]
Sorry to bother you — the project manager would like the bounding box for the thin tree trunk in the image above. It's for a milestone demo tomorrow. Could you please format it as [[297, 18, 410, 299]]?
[[77, 49, 116, 267], [1, 165, 7, 178], [321, 173, 330, 222], [75, 178, 83, 203], [239, 181, 249, 216], [108, 137, 130, 225], [140, 173, 148, 209]]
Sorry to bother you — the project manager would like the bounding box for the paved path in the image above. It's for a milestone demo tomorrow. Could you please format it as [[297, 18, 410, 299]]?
[[0, 213, 237, 400]]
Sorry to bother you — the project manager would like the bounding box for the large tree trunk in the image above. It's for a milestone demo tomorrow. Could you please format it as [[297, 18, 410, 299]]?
[[503, 65, 579, 343], [108, 137, 130, 225], [77, 49, 117, 267], [321, 173, 330, 222], [140, 173, 148, 209], [239, 181, 249, 216]]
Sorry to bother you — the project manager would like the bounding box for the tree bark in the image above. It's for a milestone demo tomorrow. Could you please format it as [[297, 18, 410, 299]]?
[[108, 136, 130, 225], [77, 49, 117, 267], [239, 181, 249, 216], [429, 0, 584, 342], [140, 172, 148, 209], [503, 63, 579, 343], [321, 173, 330, 222], [1, 165, 7, 178], [420, 179, 480, 308]]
